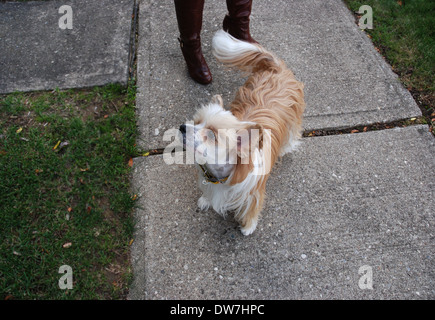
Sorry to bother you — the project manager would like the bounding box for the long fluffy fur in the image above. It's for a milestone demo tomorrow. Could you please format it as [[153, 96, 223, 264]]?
[[198, 30, 305, 235]]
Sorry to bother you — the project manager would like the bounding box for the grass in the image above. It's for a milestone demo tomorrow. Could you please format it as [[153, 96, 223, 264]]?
[[344, 0, 435, 132], [0, 83, 140, 299]]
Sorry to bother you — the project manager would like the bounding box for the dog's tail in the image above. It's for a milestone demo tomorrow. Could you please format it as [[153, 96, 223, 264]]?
[[212, 30, 280, 74]]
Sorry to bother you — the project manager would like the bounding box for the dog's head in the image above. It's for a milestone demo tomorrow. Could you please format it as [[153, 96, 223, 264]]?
[[179, 95, 264, 182]]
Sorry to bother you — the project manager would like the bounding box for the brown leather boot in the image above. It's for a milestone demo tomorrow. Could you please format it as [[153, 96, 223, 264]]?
[[223, 0, 258, 44], [174, 0, 212, 85]]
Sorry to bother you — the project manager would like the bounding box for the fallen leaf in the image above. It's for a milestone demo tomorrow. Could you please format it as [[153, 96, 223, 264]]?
[[410, 117, 416, 121], [104, 114, 109, 119], [128, 157, 133, 167], [397, 0, 402, 5], [16, 127, 23, 133], [80, 167, 89, 172], [132, 194, 137, 201], [363, 127, 368, 132], [142, 152, 150, 157], [35, 169, 43, 174], [63, 242, 72, 248], [67, 207, 72, 212], [129, 239, 134, 246], [351, 129, 359, 133], [53, 140, 61, 150]]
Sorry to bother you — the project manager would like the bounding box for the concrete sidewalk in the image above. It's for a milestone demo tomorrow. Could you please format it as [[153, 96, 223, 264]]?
[[130, 0, 434, 299], [0, 0, 134, 93], [130, 126, 434, 299]]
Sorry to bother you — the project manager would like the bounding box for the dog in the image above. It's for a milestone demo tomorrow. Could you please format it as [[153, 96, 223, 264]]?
[[179, 30, 305, 235]]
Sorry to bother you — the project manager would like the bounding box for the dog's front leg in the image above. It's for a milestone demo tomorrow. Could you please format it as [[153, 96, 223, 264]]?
[[237, 191, 265, 236], [197, 195, 210, 211]]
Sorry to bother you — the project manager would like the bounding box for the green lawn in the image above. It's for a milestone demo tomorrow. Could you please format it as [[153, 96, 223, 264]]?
[[345, 0, 434, 128], [0, 84, 139, 299]]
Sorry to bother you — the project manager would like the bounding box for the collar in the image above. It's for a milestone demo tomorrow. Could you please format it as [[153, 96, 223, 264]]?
[[198, 164, 229, 184]]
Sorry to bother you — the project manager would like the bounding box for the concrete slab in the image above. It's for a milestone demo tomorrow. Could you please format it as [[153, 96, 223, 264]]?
[[136, 0, 421, 150], [129, 125, 434, 299], [0, 0, 134, 94]]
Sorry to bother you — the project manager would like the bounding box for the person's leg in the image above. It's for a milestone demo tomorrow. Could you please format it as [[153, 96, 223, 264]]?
[[174, 0, 212, 84], [223, 0, 257, 43]]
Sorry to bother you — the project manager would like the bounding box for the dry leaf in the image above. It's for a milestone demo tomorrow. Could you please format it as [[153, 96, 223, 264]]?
[[63, 242, 72, 248], [128, 157, 133, 167], [53, 140, 61, 150], [129, 239, 134, 246], [16, 127, 23, 133], [351, 129, 359, 133], [132, 194, 137, 201], [67, 207, 72, 212]]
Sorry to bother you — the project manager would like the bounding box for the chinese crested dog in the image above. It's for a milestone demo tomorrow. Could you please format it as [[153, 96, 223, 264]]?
[[179, 30, 305, 235]]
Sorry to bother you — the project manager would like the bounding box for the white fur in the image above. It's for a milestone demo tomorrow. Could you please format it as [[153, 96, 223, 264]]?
[[241, 218, 257, 236], [197, 145, 268, 229], [212, 29, 261, 63], [280, 131, 302, 156]]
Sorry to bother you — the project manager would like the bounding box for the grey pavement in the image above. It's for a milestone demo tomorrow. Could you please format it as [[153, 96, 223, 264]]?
[[130, 125, 434, 299], [0, 0, 134, 94], [130, 0, 434, 299]]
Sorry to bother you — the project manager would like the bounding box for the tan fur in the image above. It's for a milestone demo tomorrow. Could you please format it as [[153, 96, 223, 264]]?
[[222, 41, 305, 231]]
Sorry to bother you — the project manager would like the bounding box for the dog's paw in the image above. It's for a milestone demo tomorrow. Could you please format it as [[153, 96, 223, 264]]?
[[240, 219, 258, 236], [197, 196, 210, 211]]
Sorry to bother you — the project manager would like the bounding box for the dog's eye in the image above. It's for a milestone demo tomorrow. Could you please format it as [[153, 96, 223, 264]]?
[[206, 129, 215, 141]]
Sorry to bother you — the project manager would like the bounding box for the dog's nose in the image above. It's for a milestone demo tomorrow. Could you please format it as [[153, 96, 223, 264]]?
[[179, 124, 186, 134]]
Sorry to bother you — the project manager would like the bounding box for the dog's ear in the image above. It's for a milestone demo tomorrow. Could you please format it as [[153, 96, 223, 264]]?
[[237, 122, 263, 162], [210, 94, 224, 108]]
